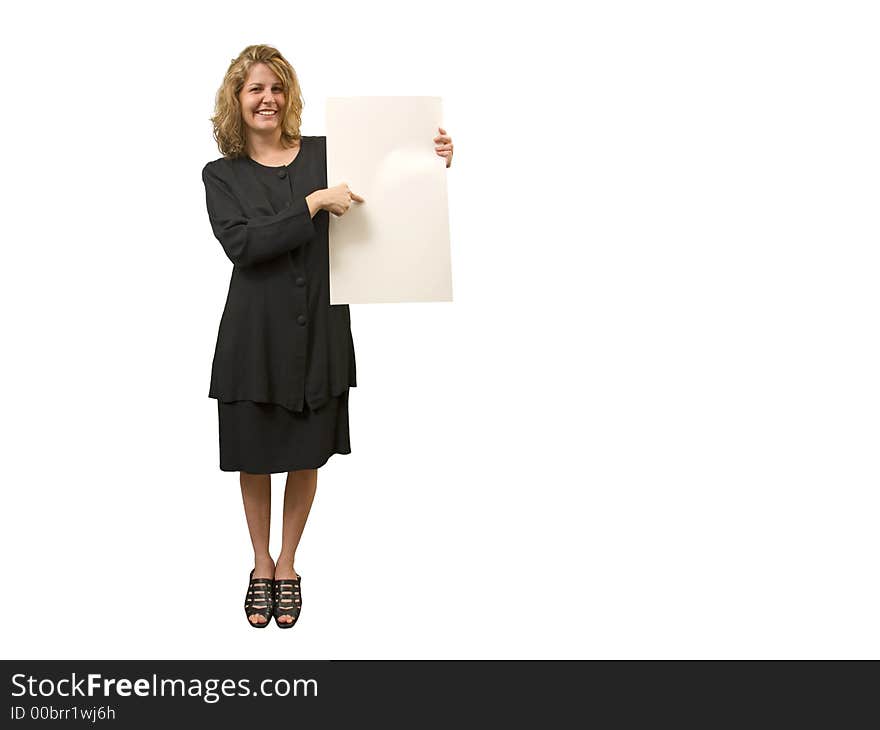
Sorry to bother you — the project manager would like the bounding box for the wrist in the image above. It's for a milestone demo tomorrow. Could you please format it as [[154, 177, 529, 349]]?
[[305, 190, 324, 217]]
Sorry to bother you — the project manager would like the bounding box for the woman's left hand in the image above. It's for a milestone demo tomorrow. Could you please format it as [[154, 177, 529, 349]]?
[[434, 127, 454, 168]]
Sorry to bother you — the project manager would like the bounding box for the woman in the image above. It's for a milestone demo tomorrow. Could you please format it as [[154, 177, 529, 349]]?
[[202, 44, 454, 629]]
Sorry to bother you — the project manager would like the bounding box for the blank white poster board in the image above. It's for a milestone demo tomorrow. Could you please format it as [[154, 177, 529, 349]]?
[[326, 96, 453, 304]]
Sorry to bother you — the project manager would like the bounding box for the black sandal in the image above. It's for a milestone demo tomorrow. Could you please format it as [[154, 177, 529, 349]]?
[[244, 569, 274, 628], [273, 575, 302, 628]]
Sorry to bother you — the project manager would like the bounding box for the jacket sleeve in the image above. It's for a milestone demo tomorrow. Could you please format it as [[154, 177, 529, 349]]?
[[201, 162, 316, 267]]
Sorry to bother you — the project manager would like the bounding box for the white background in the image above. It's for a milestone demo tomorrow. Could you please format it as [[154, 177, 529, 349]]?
[[1, 0, 878, 659]]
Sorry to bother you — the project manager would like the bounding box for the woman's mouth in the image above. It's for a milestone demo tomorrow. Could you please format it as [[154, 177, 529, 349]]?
[[256, 110, 277, 117]]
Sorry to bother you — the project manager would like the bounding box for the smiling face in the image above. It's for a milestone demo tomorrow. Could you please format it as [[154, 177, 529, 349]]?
[[238, 62, 286, 136]]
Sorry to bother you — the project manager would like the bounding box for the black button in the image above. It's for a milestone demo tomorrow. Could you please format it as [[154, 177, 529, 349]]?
[[277, 170, 287, 179], [295, 276, 305, 287], [296, 314, 307, 326]]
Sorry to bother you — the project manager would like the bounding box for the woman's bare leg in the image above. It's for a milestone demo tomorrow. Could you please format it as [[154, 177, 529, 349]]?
[[275, 468, 318, 624], [240, 471, 275, 625]]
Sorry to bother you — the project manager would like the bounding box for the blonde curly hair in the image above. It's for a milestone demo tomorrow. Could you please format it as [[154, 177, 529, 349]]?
[[209, 44, 304, 158]]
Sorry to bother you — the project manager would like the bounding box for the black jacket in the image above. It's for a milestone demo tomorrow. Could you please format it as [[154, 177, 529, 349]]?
[[201, 136, 356, 412]]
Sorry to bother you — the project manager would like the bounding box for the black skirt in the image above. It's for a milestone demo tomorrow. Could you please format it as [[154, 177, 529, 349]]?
[[217, 390, 351, 474]]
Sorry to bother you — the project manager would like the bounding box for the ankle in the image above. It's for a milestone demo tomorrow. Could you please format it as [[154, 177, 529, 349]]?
[[274, 562, 299, 580]]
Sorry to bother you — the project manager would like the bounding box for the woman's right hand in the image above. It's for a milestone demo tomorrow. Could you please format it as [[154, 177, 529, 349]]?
[[320, 183, 365, 217]]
